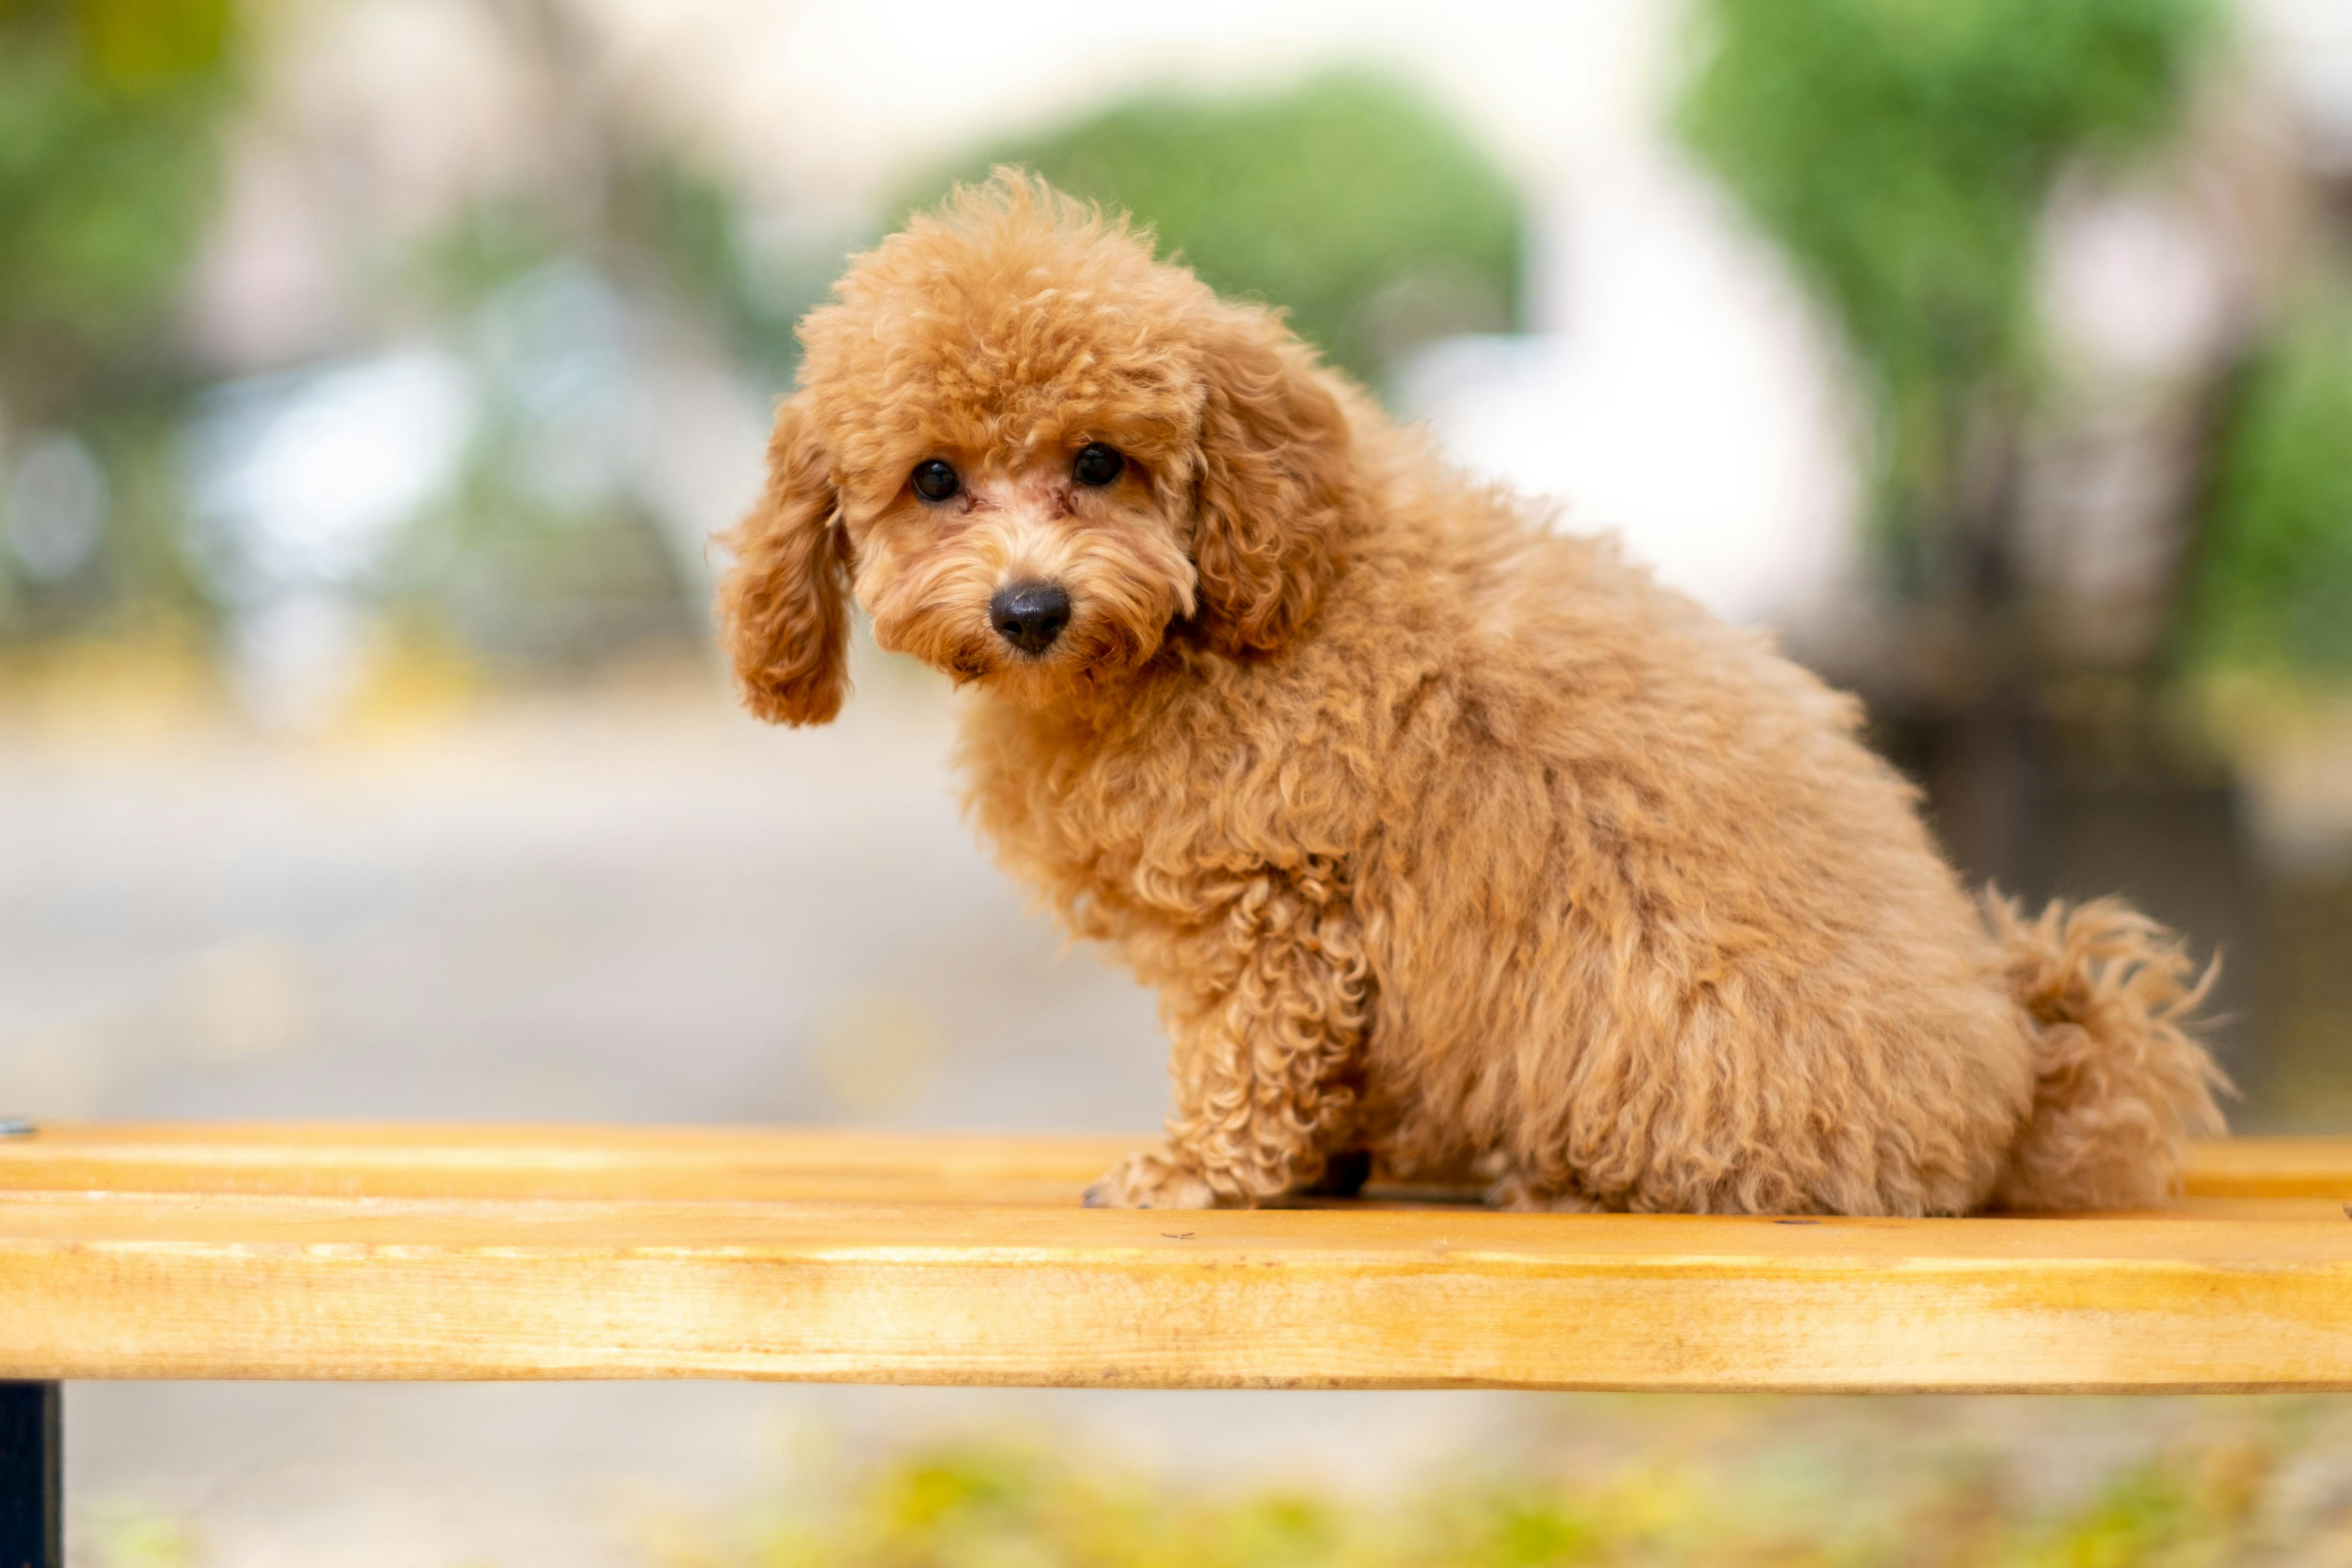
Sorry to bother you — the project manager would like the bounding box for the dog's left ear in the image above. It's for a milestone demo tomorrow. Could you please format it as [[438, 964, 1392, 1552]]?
[[714, 394, 852, 725], [1188, 308, 1354, 656]]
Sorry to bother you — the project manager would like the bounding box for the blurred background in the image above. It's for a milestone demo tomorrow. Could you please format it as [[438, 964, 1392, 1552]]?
[[5, 0, 2351, 1562]]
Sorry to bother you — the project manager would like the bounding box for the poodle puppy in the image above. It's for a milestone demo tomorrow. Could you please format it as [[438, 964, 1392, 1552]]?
[[717, 173, 2225, 1214]]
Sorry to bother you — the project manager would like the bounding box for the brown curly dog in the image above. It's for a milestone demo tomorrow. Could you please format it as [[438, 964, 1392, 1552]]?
[[717, 173, 2226, 1214]]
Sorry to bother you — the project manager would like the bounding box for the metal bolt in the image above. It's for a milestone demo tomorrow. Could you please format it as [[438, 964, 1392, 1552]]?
[[0, 1118, 35, 1139]]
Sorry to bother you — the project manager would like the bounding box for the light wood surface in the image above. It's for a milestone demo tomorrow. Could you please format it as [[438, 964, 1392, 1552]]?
[[0, 1125, 2347, 1391], [2174, 1136, 2352, 1197], [0, 1123, 1147, 1205], [5, 1122, 2342, 1202]]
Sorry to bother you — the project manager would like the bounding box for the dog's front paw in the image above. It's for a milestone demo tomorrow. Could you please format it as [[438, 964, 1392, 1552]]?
[[1083, 1150, 1220, 1210]]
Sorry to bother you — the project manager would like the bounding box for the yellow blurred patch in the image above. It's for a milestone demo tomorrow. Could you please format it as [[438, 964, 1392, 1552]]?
[[70, 0, 231, 89], [81, 1500, 199, 1568], [331, 622, 480, 741], [0, 622, 222, 745]]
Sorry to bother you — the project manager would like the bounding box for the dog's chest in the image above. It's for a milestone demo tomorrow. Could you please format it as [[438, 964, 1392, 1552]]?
[[952, 697, 1282, 934], [951, 709, 1159, 925]]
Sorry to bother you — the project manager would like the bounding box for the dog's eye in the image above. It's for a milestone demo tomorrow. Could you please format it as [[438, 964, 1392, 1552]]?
[[910, 459, 960, 503], [1072, 444, 1124, 487]]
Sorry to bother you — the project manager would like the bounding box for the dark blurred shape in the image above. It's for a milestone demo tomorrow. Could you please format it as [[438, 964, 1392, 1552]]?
[[2248, 876, 2352, 1130], [904, 71, 1524, 389]]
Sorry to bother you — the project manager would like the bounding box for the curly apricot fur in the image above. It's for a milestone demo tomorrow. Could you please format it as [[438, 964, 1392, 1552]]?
[[715, 173, 2228, 1214]]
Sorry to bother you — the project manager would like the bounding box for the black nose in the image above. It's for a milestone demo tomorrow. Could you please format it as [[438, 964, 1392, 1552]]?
[[990, 580, 1070, 655]]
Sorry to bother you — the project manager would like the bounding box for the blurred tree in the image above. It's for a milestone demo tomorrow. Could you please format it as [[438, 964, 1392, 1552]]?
[[370, 0, 814, 675], [905, 71, 1524, 390], [1678, 0, 2225, 898], [1680, 0, 2219, 588], [0, 0, 799, 674], [0, 0, 240, 639], [626, 158, 809, 385]]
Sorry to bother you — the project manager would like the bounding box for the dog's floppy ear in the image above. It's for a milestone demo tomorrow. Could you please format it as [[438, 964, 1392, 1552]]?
[[1189, 308, 1354, 656], [715, 394, 851, 725]]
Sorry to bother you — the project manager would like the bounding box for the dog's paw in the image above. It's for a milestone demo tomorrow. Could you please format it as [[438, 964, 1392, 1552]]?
[[1083, 1150, 1220, 1210]]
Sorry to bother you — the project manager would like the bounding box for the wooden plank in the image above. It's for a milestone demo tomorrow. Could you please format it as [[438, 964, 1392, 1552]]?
[[1, 1188, 2348, 1391], [1, 1125, 2343, 1203], [2180, 1138, 2352, 1198], [3, 1127, 2346, 1391], [0, 1124, 1145, 1205]]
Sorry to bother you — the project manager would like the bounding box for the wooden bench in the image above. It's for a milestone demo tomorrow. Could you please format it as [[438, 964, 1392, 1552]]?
[[4, 1123, 2350, 1564]]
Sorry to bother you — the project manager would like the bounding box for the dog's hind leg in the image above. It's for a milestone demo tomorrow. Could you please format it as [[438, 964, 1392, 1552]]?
[[1085, 871, 1371, 1209]]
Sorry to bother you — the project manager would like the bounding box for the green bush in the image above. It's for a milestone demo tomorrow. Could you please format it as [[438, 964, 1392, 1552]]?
[[2188, 290, 2352, 678], [643, 1424, 2292, 1568]]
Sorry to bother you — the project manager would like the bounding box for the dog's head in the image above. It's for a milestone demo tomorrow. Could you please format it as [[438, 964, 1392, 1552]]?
[[715, 173, 1355, 724]]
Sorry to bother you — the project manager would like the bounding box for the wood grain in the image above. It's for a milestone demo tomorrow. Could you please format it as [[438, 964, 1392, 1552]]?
[[1, 1127, 2347, 1391], [0, 1123, 1147, 1204], [3, 1124, 2342, 1202]]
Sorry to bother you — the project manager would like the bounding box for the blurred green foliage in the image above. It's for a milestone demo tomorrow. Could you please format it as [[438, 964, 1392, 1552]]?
[[2189, 289, 2352, 678], [629, 160, 813, 384], [0, 0, 236, 411], [646, 1426, 2292, 1568], [63, 0, 232, 91], [386, 143, 807, 670], [1680, 0, 2219, 581], [0, 0, 240, 639], [905, 72, 1524, 389]]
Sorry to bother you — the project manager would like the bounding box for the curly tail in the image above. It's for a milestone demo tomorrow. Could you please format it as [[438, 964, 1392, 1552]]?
[[1985, 893, 2231, 1211]]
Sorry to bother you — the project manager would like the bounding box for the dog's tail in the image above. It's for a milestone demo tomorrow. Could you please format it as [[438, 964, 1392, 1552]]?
[[1984, 893, 2230, 1211]]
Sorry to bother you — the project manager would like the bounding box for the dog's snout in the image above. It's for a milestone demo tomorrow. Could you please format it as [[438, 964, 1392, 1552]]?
[[991, 580, 1070, 655]]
